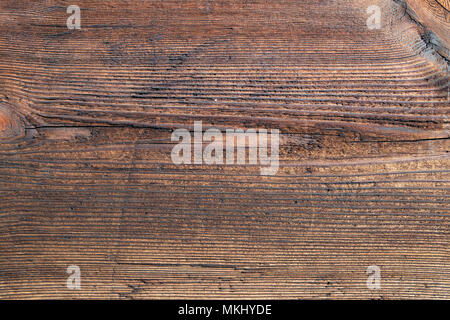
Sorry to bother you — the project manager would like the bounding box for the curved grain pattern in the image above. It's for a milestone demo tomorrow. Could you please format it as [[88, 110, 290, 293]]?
[[404, 0, 450, 59], [0, 104, 25, 143], [0, 0, 448, 299]]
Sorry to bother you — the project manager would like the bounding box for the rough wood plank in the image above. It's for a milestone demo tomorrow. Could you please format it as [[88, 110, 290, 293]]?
[[0, 0, 448, 299]]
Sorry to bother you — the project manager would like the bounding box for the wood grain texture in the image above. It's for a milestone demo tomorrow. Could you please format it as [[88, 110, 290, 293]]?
[[0, 0, 448, 299], [403, 0, 450, 59]]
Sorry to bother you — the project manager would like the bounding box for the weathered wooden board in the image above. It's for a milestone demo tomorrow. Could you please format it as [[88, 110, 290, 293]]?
[[0, 0, 448, 299]]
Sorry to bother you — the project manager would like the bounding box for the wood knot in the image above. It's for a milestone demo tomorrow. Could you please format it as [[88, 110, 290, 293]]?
[[0, 104, 25, 142], [405, 0, 450, 60]]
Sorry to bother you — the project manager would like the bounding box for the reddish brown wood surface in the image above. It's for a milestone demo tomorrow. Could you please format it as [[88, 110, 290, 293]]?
[[0, 0, 448, 299]]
